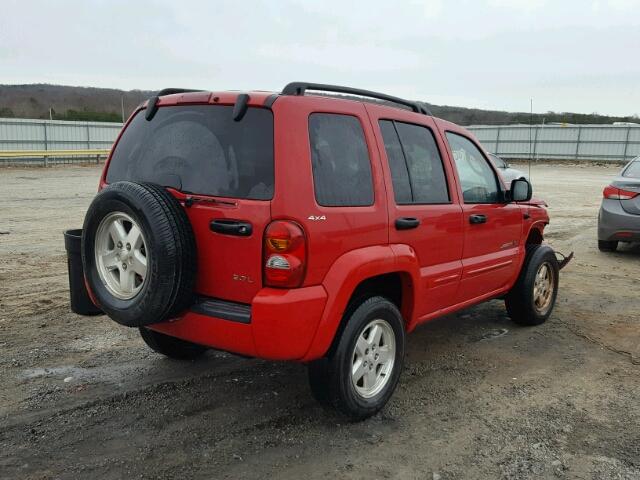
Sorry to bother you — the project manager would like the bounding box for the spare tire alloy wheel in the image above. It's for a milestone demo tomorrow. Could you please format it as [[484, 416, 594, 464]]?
[[95, 212, 148, 300]]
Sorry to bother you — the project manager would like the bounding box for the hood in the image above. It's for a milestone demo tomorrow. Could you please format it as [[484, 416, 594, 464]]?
[[519, 197, 547, 207]]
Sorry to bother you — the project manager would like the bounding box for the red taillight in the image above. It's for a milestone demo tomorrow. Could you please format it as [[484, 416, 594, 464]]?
[[263, 221, 306, 288], [603, 185, 639, 200]]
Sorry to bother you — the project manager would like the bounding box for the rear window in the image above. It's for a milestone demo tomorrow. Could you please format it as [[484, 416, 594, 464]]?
[[308, 113, 374, 207], [106, 105, 274, 200]]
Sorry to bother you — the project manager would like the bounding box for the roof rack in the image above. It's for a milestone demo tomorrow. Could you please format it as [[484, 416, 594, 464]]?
[[281, 82, 432, 116], [145, 88, 205, 121]]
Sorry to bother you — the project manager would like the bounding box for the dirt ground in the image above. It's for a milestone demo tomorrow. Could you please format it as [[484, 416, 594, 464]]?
[[0, 163, 638, 480]]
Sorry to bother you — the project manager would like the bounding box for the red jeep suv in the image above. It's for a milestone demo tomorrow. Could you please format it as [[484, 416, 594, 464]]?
[[68, 83, 562, 419]]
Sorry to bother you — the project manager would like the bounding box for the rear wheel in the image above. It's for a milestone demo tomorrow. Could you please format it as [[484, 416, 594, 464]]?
[[505, 245, 559, 326], [308, 296, 405, 421], [139, 327, 207, 360], [598, 240, 618, 252]]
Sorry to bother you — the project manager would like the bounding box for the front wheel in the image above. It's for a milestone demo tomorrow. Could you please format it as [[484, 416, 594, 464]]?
[[308, 296, 405, 421], [505, 244, 559, 326]]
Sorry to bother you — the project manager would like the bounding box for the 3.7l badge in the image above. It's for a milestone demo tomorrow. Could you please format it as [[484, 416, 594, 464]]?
[[233, 274, 255, 283]]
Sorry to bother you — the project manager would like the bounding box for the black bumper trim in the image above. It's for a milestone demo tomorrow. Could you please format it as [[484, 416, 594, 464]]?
[[190, 296, 252, 324]]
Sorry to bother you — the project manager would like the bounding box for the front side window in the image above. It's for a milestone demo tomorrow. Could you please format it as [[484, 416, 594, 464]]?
[[107, 105, 274, 200], [309, 113, 374, 207], [446, 132, 500, 203], [379, 120, 450, 204]]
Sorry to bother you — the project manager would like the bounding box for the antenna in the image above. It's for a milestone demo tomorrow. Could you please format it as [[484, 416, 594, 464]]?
[[529, 98, 533, 181]]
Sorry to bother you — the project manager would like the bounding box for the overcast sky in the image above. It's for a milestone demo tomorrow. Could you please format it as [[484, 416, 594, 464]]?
[[1, 0, 639, 116]]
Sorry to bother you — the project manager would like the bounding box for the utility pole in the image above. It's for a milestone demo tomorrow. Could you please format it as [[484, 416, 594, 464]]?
[[49, 107, 53, 121], [121, 96, 125, 123]]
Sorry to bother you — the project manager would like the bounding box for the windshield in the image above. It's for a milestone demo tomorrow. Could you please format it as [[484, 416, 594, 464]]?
[[623, 160, 640, 178], [106, 105, 274, 200], [489, 153, 507, 168]]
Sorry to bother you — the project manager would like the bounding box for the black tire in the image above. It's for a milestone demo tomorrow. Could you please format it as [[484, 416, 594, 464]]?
[[139, 327, 207, 360], [598, 240, 618, 252], [82, 181, 196, 327], [505, 244, 559, 326], [308, 296, 405, 421]]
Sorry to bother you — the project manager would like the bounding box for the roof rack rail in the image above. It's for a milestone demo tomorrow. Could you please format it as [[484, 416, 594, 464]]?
[[281, 82, 432, 116], [145, 88, 205, 121]]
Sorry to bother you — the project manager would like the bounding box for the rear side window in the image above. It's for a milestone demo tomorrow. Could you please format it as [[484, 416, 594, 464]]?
[[379, 120, 449, 204], [106, 105, 274, 200], [309, 113, 374, 207]]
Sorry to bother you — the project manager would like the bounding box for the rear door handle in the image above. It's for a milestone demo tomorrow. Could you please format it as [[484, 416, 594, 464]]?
[[395, 217, 420, 230], [210, 219, 253, 236], [469, 214, 487, 224]]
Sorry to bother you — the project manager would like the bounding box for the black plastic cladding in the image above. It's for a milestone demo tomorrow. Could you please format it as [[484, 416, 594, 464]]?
[[145, 88, 204, 121]]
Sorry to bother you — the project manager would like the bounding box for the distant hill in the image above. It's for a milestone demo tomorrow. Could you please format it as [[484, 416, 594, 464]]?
[[0, 83, 638, 126], [0, 84, 153, 122]]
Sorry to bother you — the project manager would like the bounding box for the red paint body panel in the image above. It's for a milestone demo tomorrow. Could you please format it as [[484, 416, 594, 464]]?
[[364, 104, 465, 317], [169, 189, 271, 304], [150, 285, 327, 360], [270, 96, 389, 286], [98, 89, 551, 364], [150, 312, 257, 357]]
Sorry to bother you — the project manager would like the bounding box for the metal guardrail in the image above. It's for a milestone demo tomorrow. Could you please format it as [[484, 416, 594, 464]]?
[[0, 149, 110, 166], [0, 149, 110, 158]]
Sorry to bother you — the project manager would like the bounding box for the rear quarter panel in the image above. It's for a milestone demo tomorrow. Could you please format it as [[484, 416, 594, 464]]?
[[270, 96, 389, 286]]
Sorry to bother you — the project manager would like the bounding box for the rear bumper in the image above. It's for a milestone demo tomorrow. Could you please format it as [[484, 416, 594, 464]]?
[[598, 200, 640, 242], [149, 285, 328, 361]]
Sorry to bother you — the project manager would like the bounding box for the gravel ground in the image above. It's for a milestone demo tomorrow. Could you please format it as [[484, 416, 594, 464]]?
[[0, 163, 638, 480]]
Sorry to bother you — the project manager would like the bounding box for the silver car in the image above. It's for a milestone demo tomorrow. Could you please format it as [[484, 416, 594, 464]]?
[[598, 157, 640, 251], [488, 153, 528, 188]]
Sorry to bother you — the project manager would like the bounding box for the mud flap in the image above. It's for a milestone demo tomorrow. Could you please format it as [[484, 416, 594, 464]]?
[[64, 229, 103, 316], [556, 250, 574, 270]]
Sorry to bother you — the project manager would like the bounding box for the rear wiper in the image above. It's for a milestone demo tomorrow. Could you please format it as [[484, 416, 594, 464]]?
[[184, 196, 237, 208]]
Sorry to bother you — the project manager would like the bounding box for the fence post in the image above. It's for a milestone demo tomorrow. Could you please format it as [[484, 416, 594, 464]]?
[[575, 126, 582, 161], [495, 126, 501, 155], [43, 121, 48, 167], [622, 126, 632, 162], [532, 125, 539, 161]]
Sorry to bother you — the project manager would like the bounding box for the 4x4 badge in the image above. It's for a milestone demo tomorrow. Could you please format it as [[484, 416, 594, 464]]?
[[307, 215, 327, 221]]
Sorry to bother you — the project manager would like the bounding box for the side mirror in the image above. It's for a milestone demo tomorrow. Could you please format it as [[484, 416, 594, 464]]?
[[510, 178, 532, 202]]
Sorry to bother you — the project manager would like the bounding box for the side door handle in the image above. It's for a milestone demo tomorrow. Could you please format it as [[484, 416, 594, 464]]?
[[210, 219, 253, 236], [469, 214, 487, 225], [395, 217, 420, 230]]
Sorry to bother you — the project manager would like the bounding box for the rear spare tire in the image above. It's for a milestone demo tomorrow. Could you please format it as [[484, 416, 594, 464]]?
[[82, 181, 196, 327]]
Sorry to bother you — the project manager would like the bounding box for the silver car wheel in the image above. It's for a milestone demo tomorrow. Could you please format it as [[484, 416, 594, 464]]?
[[351, 318, 396, 399], [533, 262, 554, 314], [94, 212, 148, 300]]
